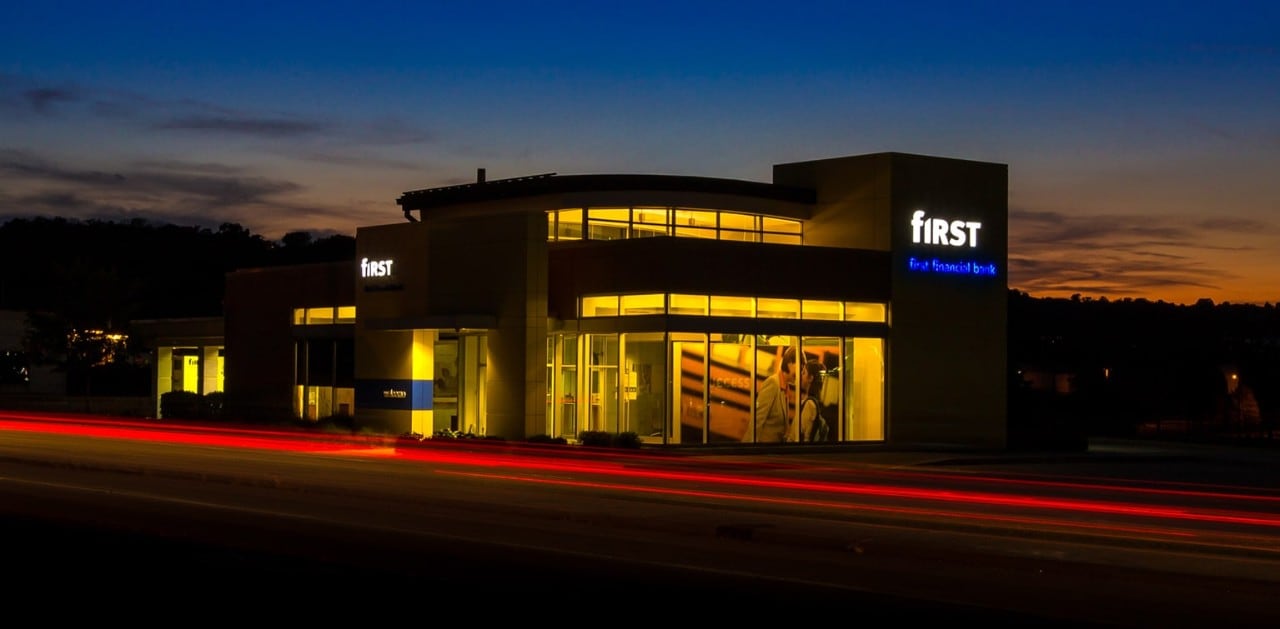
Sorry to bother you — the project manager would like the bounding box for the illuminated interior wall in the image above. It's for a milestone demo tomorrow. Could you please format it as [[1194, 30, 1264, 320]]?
[[459, 334, 487, 435], [202, 346, 223, 393], [155, 346, 173, 418], [847, 337, 886, 440], [414, 329, 435, 435], [181, 353, 199, 391]]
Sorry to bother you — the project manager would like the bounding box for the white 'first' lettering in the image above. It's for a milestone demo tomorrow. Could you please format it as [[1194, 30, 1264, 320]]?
[[910, 210, 981, 248]]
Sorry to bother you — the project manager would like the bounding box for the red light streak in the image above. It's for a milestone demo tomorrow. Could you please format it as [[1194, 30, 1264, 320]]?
[[5, 410, 1279, 536], [436, 469, 1199, 539], [392, 448, 1280, 529], [857, 467, 1280, 505]]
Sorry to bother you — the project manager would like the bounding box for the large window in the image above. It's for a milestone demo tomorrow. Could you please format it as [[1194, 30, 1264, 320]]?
[[291, 310, 356, 421], [293, 306, 356, 325], [580, 293, 888, 323], [548, 331, 884, 445], [548, 207, 802, 245], [293, 338, 355, 421]]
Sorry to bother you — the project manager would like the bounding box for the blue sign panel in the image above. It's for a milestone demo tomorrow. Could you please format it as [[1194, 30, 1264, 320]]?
[[413, 379, 433, 409], [355, 379, 433, 411]]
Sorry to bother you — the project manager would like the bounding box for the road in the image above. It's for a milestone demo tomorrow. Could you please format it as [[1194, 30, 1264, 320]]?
[[2, 410, 1278, 624]]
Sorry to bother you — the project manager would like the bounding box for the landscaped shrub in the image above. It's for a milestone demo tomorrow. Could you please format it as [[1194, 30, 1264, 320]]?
[[431, 429, 504, 441], [527, 434, 568, 445], [160, 391, 227, 421], [612, 431, 642, 449], [313, 413, 357, 433], [577, 430, 614, 447], [202, 391, 226, 420], [159, 391, 201, 420]]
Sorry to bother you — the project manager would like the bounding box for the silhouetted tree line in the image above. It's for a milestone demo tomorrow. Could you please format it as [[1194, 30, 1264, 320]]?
[[0, 217, 354, 325], [1010, 290, 1279, 442], [0, 217, 354, 394]]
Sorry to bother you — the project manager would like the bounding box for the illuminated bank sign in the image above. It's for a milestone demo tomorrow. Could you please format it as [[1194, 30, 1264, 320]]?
[[906, 210, 998, 278], [910, 210, 981, 248], [360, 256, 403, 291], [360, 257, 394, 278]]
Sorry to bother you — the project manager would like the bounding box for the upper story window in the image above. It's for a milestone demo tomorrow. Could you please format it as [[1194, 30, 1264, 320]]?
[[548, 207, 802, 245], [579, 294, 887, 323], [293, 306, 356, 325]]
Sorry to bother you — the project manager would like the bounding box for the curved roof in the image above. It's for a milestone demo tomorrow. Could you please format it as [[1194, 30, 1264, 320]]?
[[396, 173, 815, 210]]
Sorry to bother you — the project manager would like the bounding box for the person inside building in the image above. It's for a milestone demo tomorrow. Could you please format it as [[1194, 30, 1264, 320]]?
[[754, 345, 797, 442], [798, 360, 829, 442]]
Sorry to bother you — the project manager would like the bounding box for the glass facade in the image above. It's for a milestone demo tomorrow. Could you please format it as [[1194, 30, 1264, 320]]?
[[548, 207, 802, 245], [546, 331, 885, 444], [546, 294, 888, 443], [579, 293, 888, 323], [292, 306, 356, 422]]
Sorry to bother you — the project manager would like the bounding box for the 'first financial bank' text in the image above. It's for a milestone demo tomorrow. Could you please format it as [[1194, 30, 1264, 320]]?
[[908, 257, 998, 276]]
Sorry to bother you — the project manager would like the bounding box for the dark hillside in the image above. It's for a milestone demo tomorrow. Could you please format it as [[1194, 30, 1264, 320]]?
[[0, 217, 354, 324], [1010, 291, 1279, 442]]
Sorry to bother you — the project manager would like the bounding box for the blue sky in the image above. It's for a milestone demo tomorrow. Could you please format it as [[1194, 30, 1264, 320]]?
[[2, 1, 1277, 305]]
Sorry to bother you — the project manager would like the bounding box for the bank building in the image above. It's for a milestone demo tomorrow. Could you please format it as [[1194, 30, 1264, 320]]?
[[141, 152, 1009, 449]]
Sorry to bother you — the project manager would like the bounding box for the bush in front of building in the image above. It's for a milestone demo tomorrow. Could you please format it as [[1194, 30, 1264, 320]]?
[[159, 391, 199, 420], [577, 430, 642, 448], [428, 428, 506, 441], [159, 391, 225, 421], [612, 431, 642, 449], [577, 430, 613, 447], [526, 434, 569, 445]]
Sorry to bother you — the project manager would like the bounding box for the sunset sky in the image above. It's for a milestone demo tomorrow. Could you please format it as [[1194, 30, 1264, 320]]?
[[2, 1, 1277, 306]]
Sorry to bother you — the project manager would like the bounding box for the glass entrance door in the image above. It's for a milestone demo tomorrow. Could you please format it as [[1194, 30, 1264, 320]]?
[[622, 333, 665, 442], [587, 335, 618, 433], [434, 334, 487, 436], [433, 338, 458, 433], [672, 336, 706, 444]]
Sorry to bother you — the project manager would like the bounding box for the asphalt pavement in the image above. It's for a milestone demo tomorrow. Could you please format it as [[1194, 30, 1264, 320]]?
[[662, 436, 1280, 489]]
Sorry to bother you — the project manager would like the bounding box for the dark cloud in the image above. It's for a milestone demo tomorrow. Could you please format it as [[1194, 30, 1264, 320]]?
[[132, 171, 301, 206], [130, 159, 245, 176], [155, 116, 329, 138], [1008, 207, 1260, 301], [0, 150, 310, 232], [0, 78, 74, 116], [0, 149, 297, 204], [1194, 216, 1268, 233], [0, 189, 224, 231], [357, 118, 435, 145], [24, 87, 79, 113], [290, 150, 422, 170], [3, 78, 437, 176], [0, 149, 126, 185]]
